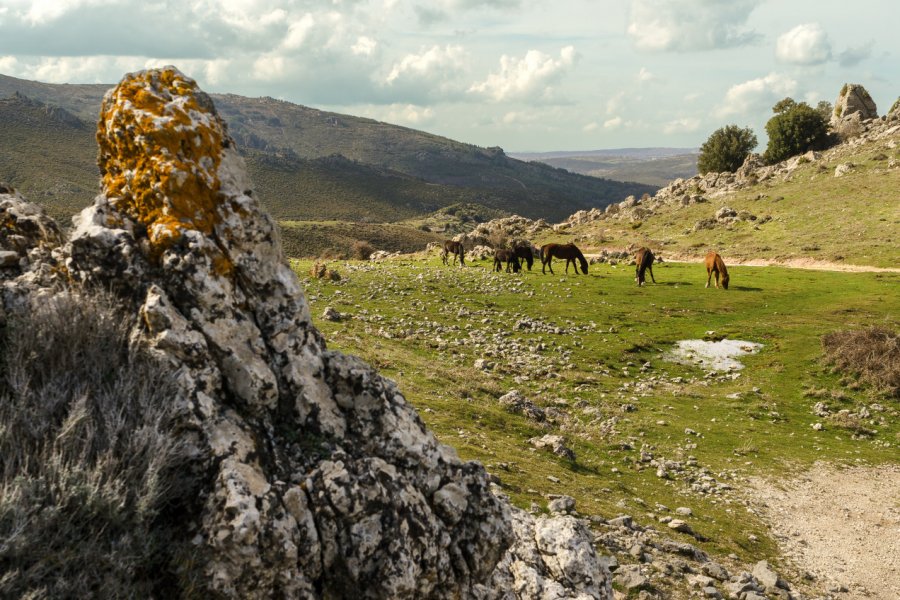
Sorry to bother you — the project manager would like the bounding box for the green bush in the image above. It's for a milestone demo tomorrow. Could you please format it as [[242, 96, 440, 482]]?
[[0, 293, 206, 598], [763, 99, 831, 165], [697, 125, 758, 174]]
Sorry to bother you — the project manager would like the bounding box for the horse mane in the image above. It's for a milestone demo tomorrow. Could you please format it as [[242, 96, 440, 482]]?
[[573, 245, 588, 274]]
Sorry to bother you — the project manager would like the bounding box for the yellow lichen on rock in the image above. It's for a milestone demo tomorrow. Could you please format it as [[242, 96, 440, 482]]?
[[97, 66, 226, 253]]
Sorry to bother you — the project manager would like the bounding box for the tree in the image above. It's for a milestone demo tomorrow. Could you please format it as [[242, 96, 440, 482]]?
[[697, 125, 758, 174], [763, 99, 830, 165], [815, 100, 833, 122]]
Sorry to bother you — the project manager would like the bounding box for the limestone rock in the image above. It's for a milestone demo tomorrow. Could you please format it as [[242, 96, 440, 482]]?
[[2, 66, 615, 599], [832, 84, 878, 140], [529, 434, 576, 461], [485, 508, 613, 599]]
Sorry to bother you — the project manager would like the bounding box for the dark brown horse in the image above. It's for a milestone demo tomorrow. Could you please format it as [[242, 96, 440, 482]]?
[[512, 244, 535, 271], [635, 247, 656, 286], [705, 251, 729, 289], [493, 249, 521, 273], [540, 243, 588, 275], [441, 240, 465, 266]]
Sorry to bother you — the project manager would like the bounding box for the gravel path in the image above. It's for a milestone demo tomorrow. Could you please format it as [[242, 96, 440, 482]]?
[[749, 463, 900, 599]]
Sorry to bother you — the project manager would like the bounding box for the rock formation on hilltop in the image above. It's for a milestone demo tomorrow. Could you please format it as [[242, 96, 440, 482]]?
[[831, 83, 879, 140], [0, 67, 612, 598]]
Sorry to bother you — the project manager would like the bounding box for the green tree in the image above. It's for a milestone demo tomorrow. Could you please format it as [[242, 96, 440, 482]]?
[[763, 99, 831, 164], [697, 125, 758, 174]]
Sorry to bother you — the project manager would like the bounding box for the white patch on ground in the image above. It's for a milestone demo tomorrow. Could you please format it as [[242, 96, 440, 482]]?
[[665, 339, 762, 371], [747, 463, 900, 600]]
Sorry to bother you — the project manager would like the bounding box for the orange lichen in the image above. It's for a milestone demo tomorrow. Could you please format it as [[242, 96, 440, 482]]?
[[97, 67, 227, 259]]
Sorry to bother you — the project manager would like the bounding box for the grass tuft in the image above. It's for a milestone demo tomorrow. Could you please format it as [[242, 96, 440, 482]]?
[[822, 327, 900, 398]]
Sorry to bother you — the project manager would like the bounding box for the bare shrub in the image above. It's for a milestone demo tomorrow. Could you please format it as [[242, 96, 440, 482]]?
[[822, 327, 900, 398], [351, 240, 375, 260], [0, 292, 205, 598], [486, 230, 509, 249]]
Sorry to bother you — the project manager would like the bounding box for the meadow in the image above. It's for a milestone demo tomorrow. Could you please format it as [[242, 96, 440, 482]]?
[[294, 254, 899, 569]]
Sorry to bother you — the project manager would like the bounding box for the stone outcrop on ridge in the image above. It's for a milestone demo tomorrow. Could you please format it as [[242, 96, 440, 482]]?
[[0, 67, 613, 599]]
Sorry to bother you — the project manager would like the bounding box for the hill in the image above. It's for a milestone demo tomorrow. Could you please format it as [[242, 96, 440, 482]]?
[[495, 116, 900, 269], [510, 147, 699, 187], [0, 73, 657, 223]]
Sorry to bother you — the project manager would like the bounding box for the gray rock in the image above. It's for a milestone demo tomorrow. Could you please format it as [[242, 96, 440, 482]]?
[[613, 565, 648, 591], [548, 495, 576, 515], [753, 560, 789, 590], [529, 434, 576, 461]]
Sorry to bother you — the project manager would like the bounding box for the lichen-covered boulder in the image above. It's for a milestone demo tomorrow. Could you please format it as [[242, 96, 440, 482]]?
[[0, 185, 64, 281], [62, 66, 513, 598]]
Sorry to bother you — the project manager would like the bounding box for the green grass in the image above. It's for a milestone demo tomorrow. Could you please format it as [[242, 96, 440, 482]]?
[[293, 255, 899, 565]]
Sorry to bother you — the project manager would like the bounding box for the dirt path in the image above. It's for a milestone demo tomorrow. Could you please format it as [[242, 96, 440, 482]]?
[[658, 254, 900, 273], [747, 463, 900, 599]]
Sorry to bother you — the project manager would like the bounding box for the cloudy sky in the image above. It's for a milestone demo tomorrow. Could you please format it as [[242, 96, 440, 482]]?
[[0, 0, 897, 151]]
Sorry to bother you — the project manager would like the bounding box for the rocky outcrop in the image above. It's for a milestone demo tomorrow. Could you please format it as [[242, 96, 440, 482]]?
[[1, 67, 613, 599], [455, 215, 550, 249], [831, 83, 879, 140]]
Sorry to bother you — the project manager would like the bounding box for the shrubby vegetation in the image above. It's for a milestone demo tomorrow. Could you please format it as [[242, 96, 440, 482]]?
[[823, 327, 900, 398], [697, 125, 758, 174], [763, 98, 831, 165], [0, 293, 205, 598]]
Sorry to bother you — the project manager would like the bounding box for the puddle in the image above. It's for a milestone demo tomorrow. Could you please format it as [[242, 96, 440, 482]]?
[[665, 339, 763, 371]]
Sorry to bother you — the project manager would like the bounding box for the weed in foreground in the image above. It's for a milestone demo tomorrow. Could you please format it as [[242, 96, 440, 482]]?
[[0, 292, 206, 598]]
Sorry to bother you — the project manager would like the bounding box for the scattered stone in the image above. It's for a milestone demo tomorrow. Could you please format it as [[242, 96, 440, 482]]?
[[675, 507, 693, 516], [548, 495, 576, 515], [529, 434, 576, 460], [753, 560, 789, 591], [321, 306, 342, 321], [668, 520, 694, 534], [613, 565, 648, 591]]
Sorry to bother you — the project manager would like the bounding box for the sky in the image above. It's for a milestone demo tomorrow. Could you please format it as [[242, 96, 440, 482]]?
[[0, 0, 897, 152]]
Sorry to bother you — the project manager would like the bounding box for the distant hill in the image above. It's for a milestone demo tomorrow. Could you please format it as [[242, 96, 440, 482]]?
[[0, 73, 657, 222], [510, 148, 699, 188]]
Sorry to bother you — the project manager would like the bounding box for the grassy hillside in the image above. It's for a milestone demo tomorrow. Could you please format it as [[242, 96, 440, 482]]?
[[541, 129, 900, 269], [0, 94, 97, 223], [295, 255, 899, 596], [279, 220, 443, 258], [0, 74, 657, 222]]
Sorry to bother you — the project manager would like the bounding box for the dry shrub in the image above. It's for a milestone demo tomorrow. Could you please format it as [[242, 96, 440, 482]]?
[[0, 292, 205, 598], [351, 240, 375, 261], [822, 326, 900, 398], [486, 230, 509, 249]]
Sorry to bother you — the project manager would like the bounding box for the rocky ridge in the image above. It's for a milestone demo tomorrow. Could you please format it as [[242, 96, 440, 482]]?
[[0, 67, 613, 598], [550, 84, 899, 236]]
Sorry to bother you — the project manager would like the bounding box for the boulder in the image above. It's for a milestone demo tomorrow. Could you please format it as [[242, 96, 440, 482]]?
[[1, 66, 613, 599], [832, 84, 879, 140]]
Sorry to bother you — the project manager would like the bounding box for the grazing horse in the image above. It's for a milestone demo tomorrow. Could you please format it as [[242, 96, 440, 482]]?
[[540, 243, 589, 275], [634, 247, 656, 286], [493, 249, 521, 273], [512, 244, 535, 271], [441, 240, 465, 266], [705, 251, 730, 289]]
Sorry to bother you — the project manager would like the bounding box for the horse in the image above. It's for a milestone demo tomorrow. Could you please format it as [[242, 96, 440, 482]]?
[[512, 244, 535, 271], [705, 251, 730, 289], [493, 249, 521, 273], [441, 240, 465, 266], [634, 247, 656, 286], [540, 243, 588, 275]]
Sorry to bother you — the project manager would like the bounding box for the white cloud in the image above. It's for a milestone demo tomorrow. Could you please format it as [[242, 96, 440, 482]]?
[[837, 42, 873, 67], [281, 14, 317, 51], [386, 45, 465, 84], [352, 36, 377, 57], [470, 46, 576, 102], [582, 121, 598, 132], [627, 0, 761, 52], [603, 116, 623, 129], [636, 67, 655, 83], [663, 117, 701, 134], [385, 103, 435, 125], [605, 91, 625, 115], [776, 23, 831, 65], [717, 72, 797, 118]]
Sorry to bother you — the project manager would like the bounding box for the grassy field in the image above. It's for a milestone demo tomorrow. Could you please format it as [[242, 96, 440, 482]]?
[[294, 255, 899, 571], [279, 220, 442, 258]]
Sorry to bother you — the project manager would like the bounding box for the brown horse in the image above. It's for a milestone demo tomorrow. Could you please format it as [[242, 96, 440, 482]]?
[[512, 244, 535, 271], [441, 240, 465, 266], [493, 249, 521, 273], [540, 243, 589, 275], [635, 247, 656, 286], [705, 251, 729, 289]]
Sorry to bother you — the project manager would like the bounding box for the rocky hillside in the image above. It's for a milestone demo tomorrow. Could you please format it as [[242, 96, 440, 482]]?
[[0, 67, 618, 599], [467, 85, 900, 269], [0, 73, 656, 223]]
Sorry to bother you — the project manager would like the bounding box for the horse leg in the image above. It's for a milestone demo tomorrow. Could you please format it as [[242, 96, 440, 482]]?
[[649, 264, 656, 283], [706, 268, 712, 288], [441, 250, 448, 265]]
